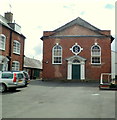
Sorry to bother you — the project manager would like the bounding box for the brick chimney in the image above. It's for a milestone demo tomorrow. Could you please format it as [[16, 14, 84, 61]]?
[[5, 12, 13, 23]]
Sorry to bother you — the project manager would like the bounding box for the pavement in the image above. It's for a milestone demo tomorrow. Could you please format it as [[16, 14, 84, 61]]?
[[1, 80, 117, 119]]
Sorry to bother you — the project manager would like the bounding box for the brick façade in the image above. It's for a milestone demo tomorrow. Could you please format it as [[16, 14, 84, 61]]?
[[1, 23, 25, 71], [41, 17, 113, 81]]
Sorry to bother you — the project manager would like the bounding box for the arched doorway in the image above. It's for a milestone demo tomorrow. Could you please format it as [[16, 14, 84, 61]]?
[[0, 55, 9, 71], [66, 55, 86, 80]]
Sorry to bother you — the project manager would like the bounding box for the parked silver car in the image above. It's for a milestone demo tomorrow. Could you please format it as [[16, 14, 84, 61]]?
[[0, 71, 25, 92], [21, 71, 30, 86]]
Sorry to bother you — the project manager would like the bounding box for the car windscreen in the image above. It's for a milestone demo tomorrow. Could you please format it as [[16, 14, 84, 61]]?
[[2, 73, 13, 79]]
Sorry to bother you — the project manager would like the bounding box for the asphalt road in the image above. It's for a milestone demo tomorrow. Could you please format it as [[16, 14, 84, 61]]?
[[1, 80, 116, 119]]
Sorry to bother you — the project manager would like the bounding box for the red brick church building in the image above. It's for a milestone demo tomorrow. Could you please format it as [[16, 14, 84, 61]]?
[[41, 17, 114, 81]]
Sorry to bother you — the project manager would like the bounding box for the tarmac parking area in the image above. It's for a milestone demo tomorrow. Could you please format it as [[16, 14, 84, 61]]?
[[1, 80, 116, 119]]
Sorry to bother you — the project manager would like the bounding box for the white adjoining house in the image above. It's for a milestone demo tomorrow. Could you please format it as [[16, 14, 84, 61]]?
[[111, 50, 117, 78]]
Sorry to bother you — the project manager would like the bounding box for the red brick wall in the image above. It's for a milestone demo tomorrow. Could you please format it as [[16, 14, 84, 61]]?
[[0, 25, 25, 71], [42, 35, 111, 80], [0, 26, 10, 56]]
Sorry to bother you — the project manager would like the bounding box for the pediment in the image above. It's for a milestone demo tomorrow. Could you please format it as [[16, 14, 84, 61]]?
[[66, 55, 86, 62], [41, 17, 113, 41], [0, 55, 9, 62], [53, 24, 101, 36]]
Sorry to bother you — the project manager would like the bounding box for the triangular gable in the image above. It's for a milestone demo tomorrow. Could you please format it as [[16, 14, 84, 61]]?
[[50, 17, 103, 37], [66, 55, 86, 62], [53, 24, 101, 36], [54, 17, 100, 32], [41, 17, 114, 42]]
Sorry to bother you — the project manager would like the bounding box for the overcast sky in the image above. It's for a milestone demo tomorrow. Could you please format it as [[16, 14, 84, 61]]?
[[1, 0, 115, 60]]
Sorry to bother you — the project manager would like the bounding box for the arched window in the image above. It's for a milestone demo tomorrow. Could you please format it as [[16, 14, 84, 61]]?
[[52, 44, 62, 64], [13, 40, 20, 54], [12, 61, 20, 71], [0, 34, 6, 50], [91, 45, 101, 64], [73, 59, 80, 63]]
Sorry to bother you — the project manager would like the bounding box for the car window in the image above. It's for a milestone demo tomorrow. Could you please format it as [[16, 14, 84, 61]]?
[[17, 73, 24, 79], [2, 73, 13, 79], [23, 72, 28, 78]]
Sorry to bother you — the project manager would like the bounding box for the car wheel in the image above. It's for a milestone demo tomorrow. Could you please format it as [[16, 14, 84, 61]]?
[[24, 81, 27, 87], [0, 84, 7, 93], [9, 88, 16, 91]]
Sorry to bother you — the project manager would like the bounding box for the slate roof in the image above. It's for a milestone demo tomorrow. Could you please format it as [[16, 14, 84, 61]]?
[[0, 14, 26, 38], [24, 57, 42, 69], [0, 14, 11, 28], [41, 17, 114, 41]]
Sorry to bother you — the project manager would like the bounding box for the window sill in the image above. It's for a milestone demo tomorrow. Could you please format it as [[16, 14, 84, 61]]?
[[91, 63, 101, 66], [52, 63, 62, 65], [13, 52, 20, 55], [0, 49, 5, 51]]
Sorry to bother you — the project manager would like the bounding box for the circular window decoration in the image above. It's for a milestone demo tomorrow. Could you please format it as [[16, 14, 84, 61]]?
[[72, 45, 80, 53], [71, 43, 83, 55]]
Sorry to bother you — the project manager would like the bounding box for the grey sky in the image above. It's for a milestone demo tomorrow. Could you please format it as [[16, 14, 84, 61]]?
[[1, 0, 115, 60]]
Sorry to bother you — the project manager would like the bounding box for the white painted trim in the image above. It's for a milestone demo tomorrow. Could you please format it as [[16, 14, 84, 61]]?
[[67, 61, 72, 80], [52, 63, 62, 65], [91, 44, 101, 64], [12, 61, 20, 71], [67, 56, 85, 80], [91, 44, 101, 56], [13, 40, 21, 55], [3, 63, 8, 71], [0, 63, 8, 71], [52, 44, 62, 64], [0, 34, 6, 51], [70, 43, 83, 55], [81, 62, 85, 80]]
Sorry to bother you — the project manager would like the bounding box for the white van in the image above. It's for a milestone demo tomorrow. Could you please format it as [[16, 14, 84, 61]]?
[[0, 71, 25, 92]]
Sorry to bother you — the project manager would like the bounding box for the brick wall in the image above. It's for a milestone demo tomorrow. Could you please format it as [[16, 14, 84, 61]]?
[[42, 31, 111, 81], [1, 25, 25, 71]]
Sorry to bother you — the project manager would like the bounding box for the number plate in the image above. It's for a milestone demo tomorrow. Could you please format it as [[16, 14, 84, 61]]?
[[18, 80, 23, 83]]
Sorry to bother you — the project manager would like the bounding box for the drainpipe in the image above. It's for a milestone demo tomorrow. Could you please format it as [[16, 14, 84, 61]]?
[[8, 31, 12, 71]]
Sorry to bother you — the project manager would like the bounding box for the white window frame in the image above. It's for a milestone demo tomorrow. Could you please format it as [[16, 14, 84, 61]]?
[[91, 45, 101, 65], [52, 44, 62, 64], [0, 34, 6, 50], [13, 40, 20, 55], [12, 61, 20, 71]]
